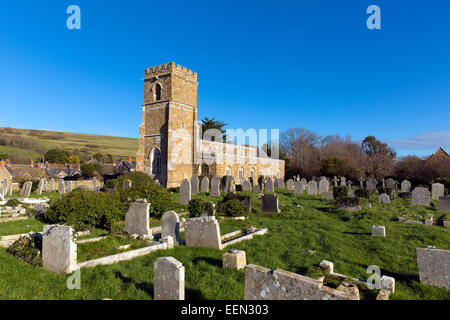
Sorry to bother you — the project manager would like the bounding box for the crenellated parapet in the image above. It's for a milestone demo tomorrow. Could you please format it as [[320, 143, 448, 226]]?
[[145, 62, 197, 81]]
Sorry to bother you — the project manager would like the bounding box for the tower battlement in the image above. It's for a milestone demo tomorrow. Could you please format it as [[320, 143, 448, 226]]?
[[145, 62, 197, 81]]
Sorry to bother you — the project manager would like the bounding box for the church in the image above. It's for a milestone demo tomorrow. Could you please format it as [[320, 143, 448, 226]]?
[[136, 62, 285, 188]]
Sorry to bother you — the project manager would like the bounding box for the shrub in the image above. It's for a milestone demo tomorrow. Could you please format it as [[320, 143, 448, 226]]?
[[111, 172, 174, 219], [6, 199, 21, 208], [333, 186, 348, 201], [236, 184, 243, 192], [7, 234, 42, 266], [354, 188, 370, 199], [45, 189, 125, 230], [188, 199, 207, 218], [220, 199, 248, 217]]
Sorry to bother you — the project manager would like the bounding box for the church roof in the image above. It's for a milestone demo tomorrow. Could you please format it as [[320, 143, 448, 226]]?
[[427, 147, 450, 161]]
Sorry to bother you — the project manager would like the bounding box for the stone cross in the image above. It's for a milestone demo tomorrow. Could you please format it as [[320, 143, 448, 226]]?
[[332, 176, 339, 187]]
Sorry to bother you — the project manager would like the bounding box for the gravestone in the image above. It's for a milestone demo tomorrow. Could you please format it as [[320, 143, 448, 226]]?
[[438, 197, 450, 212], [411, 187, 430, 206], [190, 175, 199, 195], [275, 178, 284, 189], [242, 180, 252, 191], [200, 176, 209, 193], [125, 200, 150, 238], [372, 225, 386, 237], [358, 177, 364, 188], [42, 225, 77, 274], [386, 178, 395, 190], [416, 247, 450, 291], [36, 179, 44, 195], [210, 176, 221, 196], [401, 180, 411, 192], [307, 180, 318, 196], [48, 178, 55, 192], [161, 210, 180, 243], [20, 181, 32, 197], [65, 181, 73, 194], [0, 187, 4, 201], [340, 177, 346, 187], [300, 178, 307, 189], [154, 257, 185, 300], [265, 177, 274, 193], [431, 183, 444, 201], [261, 194, 279, 214], [378, 193, 391, 204], [223, 249, 247, 270], [179, 179, 191, 205], [184, 216, 222, 249], [318, 178, 329, 194], [332, 176, 339, 187], [321, 191, 334, 200], [225, 176, 236, 194], [294, 181, 303, 195], [91, 177, 97, 191], [366, 179, 377, 192], [253, 184, 261, 192], [286, 179, 294, 190]]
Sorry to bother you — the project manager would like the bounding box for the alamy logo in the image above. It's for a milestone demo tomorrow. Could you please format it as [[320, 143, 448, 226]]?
[[366, 5, 381, 30], [66, 5, 81, 30]]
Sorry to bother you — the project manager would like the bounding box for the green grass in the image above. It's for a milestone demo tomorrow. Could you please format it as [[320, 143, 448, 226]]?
[[0, 219, 46, 236], [1, 127, 138, 159], [0, 189, 449, 300]]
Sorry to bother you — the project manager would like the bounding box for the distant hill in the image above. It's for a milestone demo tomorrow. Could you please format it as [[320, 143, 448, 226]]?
[[0, 127, 138, 164]]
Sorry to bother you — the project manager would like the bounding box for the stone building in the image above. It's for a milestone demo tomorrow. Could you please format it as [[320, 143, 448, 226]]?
[[136, 62, 285, 188]]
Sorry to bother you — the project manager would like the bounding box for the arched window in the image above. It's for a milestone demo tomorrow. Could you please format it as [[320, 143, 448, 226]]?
[[201, 163, 209, 176], [155, 83, 162, 101], [238, 167, 244, 180], [225, 166, 232, 176], [149, 148, 162, 176]]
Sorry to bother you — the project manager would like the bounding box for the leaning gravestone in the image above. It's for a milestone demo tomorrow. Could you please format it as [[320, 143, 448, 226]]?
[[242, 180, 252, 191], [307, 180, 318, 196], [401, 180, 411, 192], [210, 176, 220, 196], [180, 179, 191, 205], [431, 183, 444, 201], [125, 200, 150, 238], [378, 193, 391, 204], [200, 176, 209, 193], [294, 180, 303, 195], [262, 194, 279, 214], [318, 178, 329, 195], [190, 175, 199, 196], [161, 210, 180, 244], [411, 187, 430, 206], [36, 179, 44, 195], [265, 177, 274, 193], [20, 181, 32, 197], [154, 257, 185, 300], [286, 179, 294, 190]]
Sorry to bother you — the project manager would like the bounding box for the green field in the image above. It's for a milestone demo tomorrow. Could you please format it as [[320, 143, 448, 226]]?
[[0, 190, 449, 300], [0, 127, 138, 161]]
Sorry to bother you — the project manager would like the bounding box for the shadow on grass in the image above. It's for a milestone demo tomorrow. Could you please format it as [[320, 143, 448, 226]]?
[[193, 257, 222, 268], [185, 288, 206, 300], [115, 271, 154, 297], [343, 231, 371, 236]]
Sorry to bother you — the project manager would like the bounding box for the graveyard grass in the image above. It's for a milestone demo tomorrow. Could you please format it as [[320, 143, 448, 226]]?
[[0, 190, 449, 300]]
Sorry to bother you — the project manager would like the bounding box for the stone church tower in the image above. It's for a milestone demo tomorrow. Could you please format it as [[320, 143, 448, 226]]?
[[136, 62, 198, 187]]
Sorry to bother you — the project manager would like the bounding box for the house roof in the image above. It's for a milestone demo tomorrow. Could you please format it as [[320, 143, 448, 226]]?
[[427, 147, 450, 161]]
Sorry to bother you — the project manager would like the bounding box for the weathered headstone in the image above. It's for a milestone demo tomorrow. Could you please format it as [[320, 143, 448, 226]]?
[[401, 180, 411, 192], [65, 181, 73, 194], [286, 179, 294, 191], [386, 178, 395, 190], [20, 181, 32, 197], [366, 179, 377, 192], [265, 177, 274, 193], [340, 177, 346, 187], [223, 249, 247, 270], [154, 257, 185, 300], [431, 183, 444, 201], [378, 193, 391, 204], [125, 200, 150, 238], [242, 180, 252, 191], [438, 197, 450, 212], [307, 180, 318, 196], [300, 178, 307, 190], [294, 180, 303, 195], [184, 216, 222, 249], [91, 177, 97, 191], [416, 247, 450, 291], [225, 176, 236, 194], [210, 176, 221, 196], [275, 178, 285, 189], [190, 175, 199, 196], [261, 194, 279, 213], [42, 225, 77, 274], [411, 187, 430, 206], [372, 225, 386, 237], [318, 178, 329, 195], [200, 176, 209, 193], [161, 210, 180, 243], [36, 179, 44, 195], [179, 179, 191, 205], [48, 178, 55, 192]]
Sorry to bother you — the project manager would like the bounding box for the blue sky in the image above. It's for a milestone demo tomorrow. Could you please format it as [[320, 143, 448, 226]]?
[[0, 0, 449, 157]]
